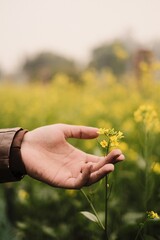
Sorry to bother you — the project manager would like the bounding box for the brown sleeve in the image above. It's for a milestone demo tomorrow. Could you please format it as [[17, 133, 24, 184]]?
[[0, 128, 28, 183]]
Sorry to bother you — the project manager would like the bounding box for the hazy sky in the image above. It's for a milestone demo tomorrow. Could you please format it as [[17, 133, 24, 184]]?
[[1, 0, 160, 72]]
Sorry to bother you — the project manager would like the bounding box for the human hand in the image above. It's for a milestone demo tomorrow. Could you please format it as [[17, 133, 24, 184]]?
[[21, 124, 124, 189]]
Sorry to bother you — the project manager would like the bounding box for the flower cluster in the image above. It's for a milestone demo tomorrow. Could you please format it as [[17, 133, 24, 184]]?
[[146, 211, 160, 220], [134, 105, 160, 133], [152, 162, 160, 175], [97, 128, 124, 154]]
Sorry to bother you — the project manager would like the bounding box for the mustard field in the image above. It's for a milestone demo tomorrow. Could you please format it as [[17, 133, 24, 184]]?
[[0, 69, 160, 239]]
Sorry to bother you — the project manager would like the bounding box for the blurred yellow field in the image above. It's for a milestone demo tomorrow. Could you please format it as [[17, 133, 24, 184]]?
[[0, 68, 160, 239]]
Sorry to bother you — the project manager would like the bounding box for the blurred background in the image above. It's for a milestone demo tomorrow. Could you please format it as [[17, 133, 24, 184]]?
[[1, 0, 160, 80], [0, 0, 160, 239]]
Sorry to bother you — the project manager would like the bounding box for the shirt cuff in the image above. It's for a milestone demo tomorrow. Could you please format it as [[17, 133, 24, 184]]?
[[0, 128, 28, 183]]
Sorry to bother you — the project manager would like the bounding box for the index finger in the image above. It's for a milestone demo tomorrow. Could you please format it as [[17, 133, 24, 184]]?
[[62, 124, 99, 139]]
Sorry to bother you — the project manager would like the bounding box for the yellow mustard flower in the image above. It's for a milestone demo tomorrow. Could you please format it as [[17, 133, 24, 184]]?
[[97, 128, 106, 135], [117, 131, 124, 138], [152, 162, 160, 175], [97, 127, 124, 153], [100, 140, 108, 148], [110, 135, 119, 147], [134, 105, 160, 132], [147, 211, 160, 219], [97, 128, 109, 135]]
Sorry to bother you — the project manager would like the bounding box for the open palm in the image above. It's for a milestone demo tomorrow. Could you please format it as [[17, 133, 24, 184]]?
[[21, 124, 124, 189]]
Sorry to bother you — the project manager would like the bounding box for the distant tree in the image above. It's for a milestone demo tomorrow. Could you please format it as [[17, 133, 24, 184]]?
[[22, 52, 79, 83], [0, 67, 3, 81], [152, 40, 160, 60], [89, 41, 130, 75], [133, 49, 154, 78]]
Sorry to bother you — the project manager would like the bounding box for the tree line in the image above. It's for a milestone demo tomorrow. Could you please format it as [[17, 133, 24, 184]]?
[[1, 38, 160, 83]]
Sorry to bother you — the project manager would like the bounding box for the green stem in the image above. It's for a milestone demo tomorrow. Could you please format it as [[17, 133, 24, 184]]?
[[104, 175, 109, 240], [144, 130, 149, 212], [143, 130, 151, 238], [135, 223, 145, 240], [104, 144, 110, 240], [80, 189, 104, 230]]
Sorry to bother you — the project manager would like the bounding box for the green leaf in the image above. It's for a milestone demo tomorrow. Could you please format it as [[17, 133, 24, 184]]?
[[80, 211, 98, 223]]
